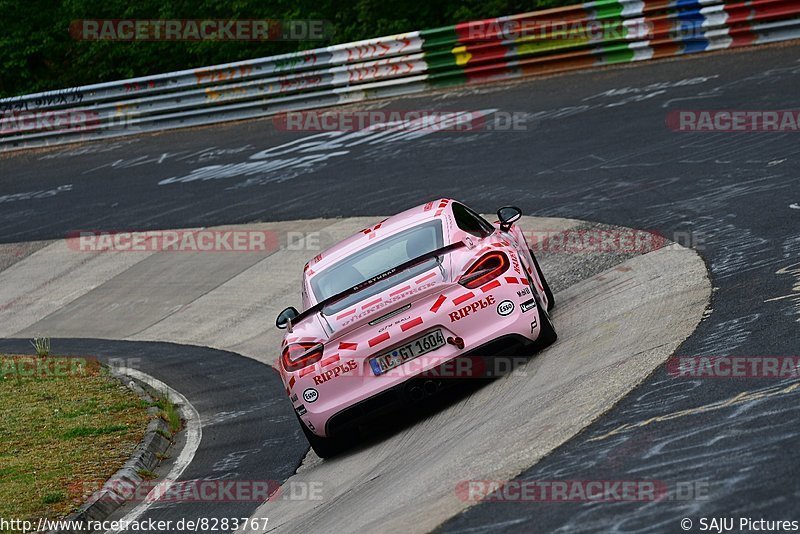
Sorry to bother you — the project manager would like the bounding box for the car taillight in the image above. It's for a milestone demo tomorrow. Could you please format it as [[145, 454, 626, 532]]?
[[458, 251, 510, 289], [282, 342, 324, 372]]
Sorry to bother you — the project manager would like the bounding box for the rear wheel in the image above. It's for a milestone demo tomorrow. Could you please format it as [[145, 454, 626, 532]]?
[[529, 249, 554, 312], [296, 414, 344, 459], [534, 307, 558, 349]]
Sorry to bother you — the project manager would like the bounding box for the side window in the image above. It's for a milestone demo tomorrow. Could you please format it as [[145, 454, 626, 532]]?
[[452, 203, 495, 238]]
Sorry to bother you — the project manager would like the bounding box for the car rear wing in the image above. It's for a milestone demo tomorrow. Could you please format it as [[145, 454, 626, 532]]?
[[292, 241, 466, 326]]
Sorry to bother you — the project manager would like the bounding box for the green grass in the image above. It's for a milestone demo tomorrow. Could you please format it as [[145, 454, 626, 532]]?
[[41, 492, 66, 505], [0, 355, 149, 527], [29, 337, 51, 357], [154, 394, 182, 434], [61, 425, 128, 439]]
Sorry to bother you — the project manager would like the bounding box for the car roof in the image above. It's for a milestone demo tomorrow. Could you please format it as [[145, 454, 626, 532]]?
[[304, 198, 455, 278]]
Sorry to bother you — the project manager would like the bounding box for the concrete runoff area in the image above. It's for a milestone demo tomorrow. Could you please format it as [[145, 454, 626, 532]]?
[[0, 216, 709, 533]]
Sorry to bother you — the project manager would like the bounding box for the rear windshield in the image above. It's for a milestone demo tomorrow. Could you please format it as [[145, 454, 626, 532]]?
[[310, 219, 444, 314]]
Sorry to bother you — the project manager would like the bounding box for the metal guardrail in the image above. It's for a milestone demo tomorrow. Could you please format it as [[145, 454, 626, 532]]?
[[1, 0, 799, 152]]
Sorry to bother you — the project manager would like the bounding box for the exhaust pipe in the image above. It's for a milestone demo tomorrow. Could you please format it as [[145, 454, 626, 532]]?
[[423, 380, 439, 396], [407, 380, 441, 401], [408, 385, 424, 401]]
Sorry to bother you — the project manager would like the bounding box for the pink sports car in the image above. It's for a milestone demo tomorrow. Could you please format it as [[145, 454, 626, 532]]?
[[275, 199, 557, 457]]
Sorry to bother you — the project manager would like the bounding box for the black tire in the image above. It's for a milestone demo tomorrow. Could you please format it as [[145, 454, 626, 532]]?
[[529, 249, 554, 312], [296, 414, 344, 459], [534, 306, 558, 349]]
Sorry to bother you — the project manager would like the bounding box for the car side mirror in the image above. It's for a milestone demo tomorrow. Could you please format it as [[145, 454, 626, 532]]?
[[497, 206, 522, 231], [276, 306, 299, 330]]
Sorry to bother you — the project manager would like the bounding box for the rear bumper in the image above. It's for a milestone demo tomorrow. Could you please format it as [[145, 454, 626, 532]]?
[[285, 272, 548, 438], [324, 334, 535, 437]]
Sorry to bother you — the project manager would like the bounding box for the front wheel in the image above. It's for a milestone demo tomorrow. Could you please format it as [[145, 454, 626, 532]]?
[[296, 414, 344, 459], [529, 249, 554, 312]]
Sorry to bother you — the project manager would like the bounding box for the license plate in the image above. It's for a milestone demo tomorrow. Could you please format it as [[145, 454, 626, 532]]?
[[369, 329, 447, 375]]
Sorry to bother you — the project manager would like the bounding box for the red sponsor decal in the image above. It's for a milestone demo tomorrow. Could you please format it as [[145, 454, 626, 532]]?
[[336, 309, 356, 319], [390, 285, 411, 296], [415, 271, 437, 284], [400, 317, 423, 332], [480, 280, 501, 293], [430, 294, 447, 313], [368, 332, 390, 347], [361, 297, 383, 310], [320, 354, 341, 367], [449, 295, 496, 322], [453, 292, 475, 306], [312, 359, 357, 385]]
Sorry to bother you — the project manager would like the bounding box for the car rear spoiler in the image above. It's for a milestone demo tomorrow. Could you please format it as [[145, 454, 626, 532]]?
[[292, 241, 466, 326]]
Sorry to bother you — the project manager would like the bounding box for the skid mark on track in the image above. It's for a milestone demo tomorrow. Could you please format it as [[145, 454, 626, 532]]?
[[588, 381, 800, 442]]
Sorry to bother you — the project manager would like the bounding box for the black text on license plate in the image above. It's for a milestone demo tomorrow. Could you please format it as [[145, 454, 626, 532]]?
[[370, 329, 446, 375]]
